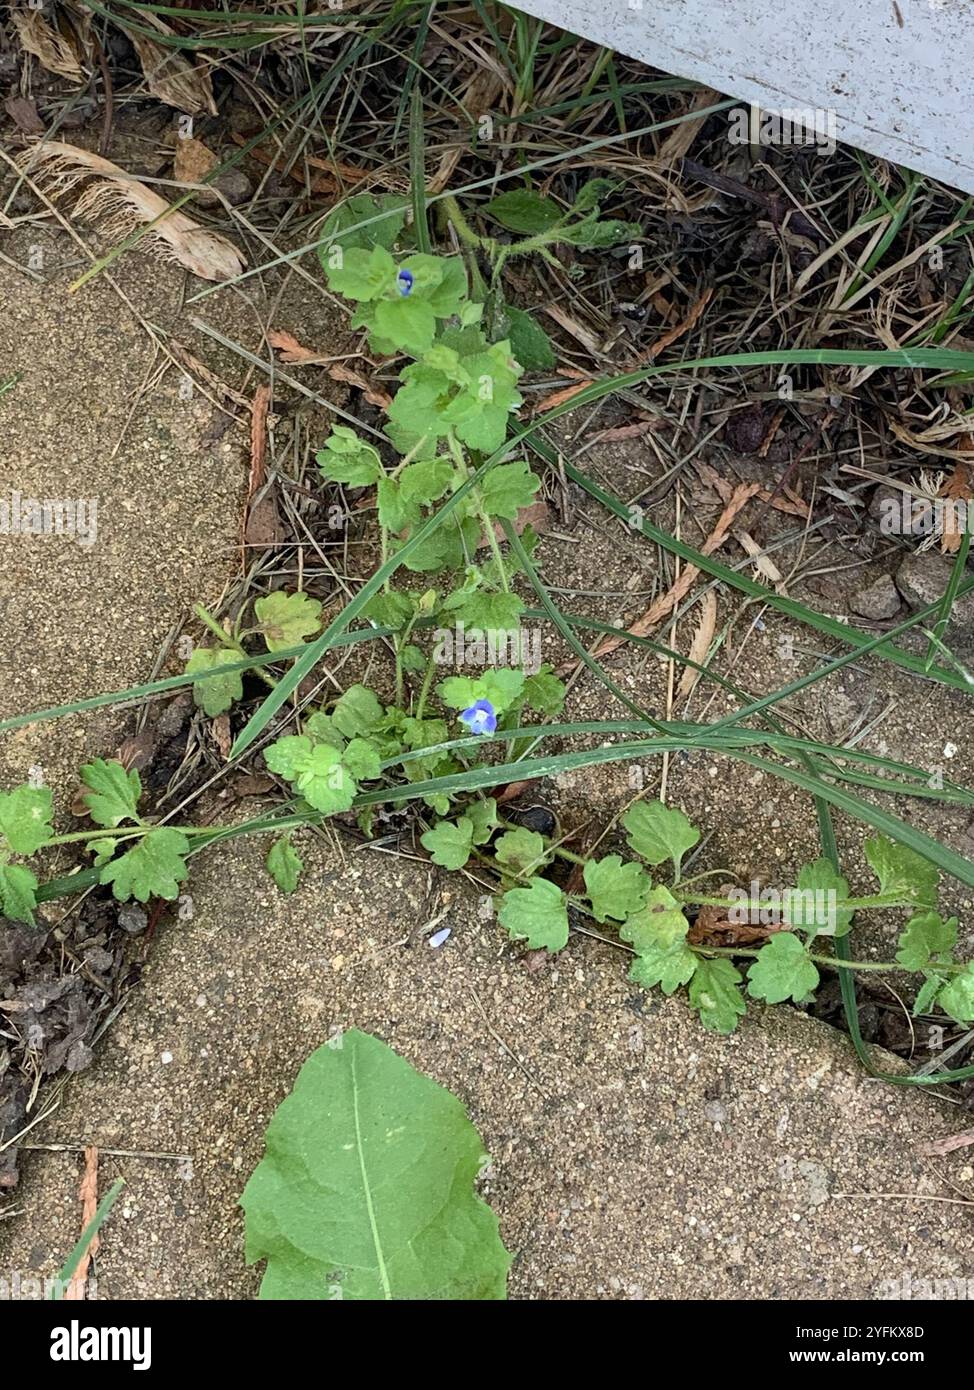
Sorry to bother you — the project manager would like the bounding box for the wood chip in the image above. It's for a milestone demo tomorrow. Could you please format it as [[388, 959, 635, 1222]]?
[[735, 529, 786, 590]]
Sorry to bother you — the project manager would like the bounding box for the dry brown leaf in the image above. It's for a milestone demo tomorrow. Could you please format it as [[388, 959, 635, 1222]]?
[[688, 901, 781, 947], [676, 590, 717, 699], [231, 133, 380, 194], [695, 461, 808, 518], [65, 1146, 99, 1300], [267, 331, 394, 409], [587, 419, 658, 443], [19, 141, 244, 282], [116, 732, 156, 773], [124, 17, 217, 115], [232, 772, 276, 797], [632, 287, 714, 364], [327, 362, 392, 410], [938, 447, 973, 554], [173, 135, 218, 186], [211, 715, 232, 760], [268, 329, 325, 365], [12, 9, 89, 83], [495, 779, 541, 805], [244, 491, 284, 549], [481, 500, 549, 550], [4, 95, 44, 134]]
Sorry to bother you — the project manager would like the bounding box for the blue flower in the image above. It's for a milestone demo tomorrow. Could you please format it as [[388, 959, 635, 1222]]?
[[396, 268, 414, 297], [459, 699, 497, 735]]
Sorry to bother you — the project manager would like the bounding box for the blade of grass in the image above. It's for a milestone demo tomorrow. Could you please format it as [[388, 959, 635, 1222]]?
[[409, 84, 432, 254], [924, 527, 971, 669], [48, 1177, 125, 1298], [0, 626, 394, 737]]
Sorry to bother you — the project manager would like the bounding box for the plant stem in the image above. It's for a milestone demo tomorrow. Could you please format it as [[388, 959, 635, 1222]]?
[[698, 944, 964, 975], [193, 604, 276, 690], [415, 654, 439, 721]]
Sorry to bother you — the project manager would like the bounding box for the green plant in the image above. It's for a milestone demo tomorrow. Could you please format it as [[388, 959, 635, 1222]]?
[[9, 195, 974, 1087], [241, 1030, 510, 1300], [418, 797, 974, 1037], [438, 178, 640, 367]]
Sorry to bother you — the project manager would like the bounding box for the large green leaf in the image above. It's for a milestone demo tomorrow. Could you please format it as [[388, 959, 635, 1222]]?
[[242, 1031, 511, 1300]]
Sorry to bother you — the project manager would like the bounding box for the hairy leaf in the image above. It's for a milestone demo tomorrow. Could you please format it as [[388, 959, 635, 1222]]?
[[494, 827, 547, 875], [0, 858, 38, 924], [255, 591, 323, 652], [896, 910, 958, 971], [783, 858, 853, 937], [0, 784, 54, 854], [421, 816, 474, 870], [497, 877, 568, 951], [267, 835, 303, 894], [622, 800, 700, 878], [620, 885, 688, 951], [483, 190, 562, 233], [99, 828, 190, 903], [747, 933, 820, 1004], [582, 855, 651, 924], [864, 834, 938, 907], [185, 646, 243, 717], [628, 939, 698, 995], [689, 957, 746, 1034], [938, 964, 974, 1024], [79, 760, 141, 830], [332, 685, 384, 738]]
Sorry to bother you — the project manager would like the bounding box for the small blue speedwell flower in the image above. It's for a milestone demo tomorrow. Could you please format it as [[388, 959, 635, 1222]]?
[[459, 699, 497, 735], [396, 268, 414, 297]]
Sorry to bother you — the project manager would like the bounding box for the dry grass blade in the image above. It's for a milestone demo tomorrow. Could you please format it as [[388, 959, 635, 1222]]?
[[18, 141, 244, 282], [11, 7, 89, 84], [735, 529, 787, 590], [575, 482, 760, 667]]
